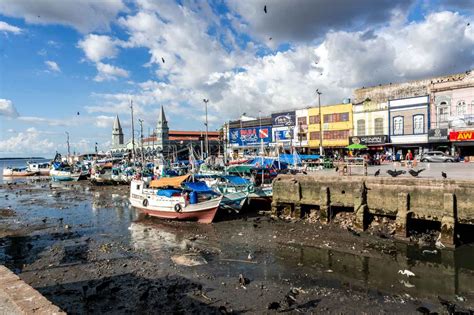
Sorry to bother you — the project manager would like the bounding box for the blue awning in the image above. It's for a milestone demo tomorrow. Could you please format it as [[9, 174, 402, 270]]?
[[157, 189, 182, 197], [221, 175, 249, 185], [184, 181, 216, 194]]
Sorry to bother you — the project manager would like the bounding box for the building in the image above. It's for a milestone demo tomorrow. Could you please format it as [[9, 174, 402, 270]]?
[[350, 99, 389, 150], [307, 103, 353, 153], [271, 110, 296, 150], [293, 108, 309, 151], [110, 106, 221, 159]]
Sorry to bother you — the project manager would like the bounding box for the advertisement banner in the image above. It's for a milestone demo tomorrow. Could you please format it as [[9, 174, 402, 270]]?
[[229, 126, 272, 146], [449, 130, 474, 141], [349, 135, 388, 145], [428, 128, 448, 142], [272, 111, 296, 127], [273, 129, 293, 142]]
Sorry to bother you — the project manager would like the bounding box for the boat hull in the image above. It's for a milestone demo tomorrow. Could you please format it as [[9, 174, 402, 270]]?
[[2, 169, 38, 177]]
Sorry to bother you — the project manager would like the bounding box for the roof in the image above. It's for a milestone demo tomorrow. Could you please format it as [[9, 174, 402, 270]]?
[[150, 174, 190, 188]]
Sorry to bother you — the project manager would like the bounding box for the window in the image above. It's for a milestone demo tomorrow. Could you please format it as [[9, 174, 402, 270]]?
[[437, 101, 449, 126], [413, 115, 424, 134], [357, 119, 366, 136], [393, 116, 403, 135], [309, 115, 320, 124], [456, 101, 466, 116], [323, 112, 350, 123], [297, 117, 307, 126], [309, 131, 320, 140], [323, 130, 350, 140], [374, 118, 384, 135]]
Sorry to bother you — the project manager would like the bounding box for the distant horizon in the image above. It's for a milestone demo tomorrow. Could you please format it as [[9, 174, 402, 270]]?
[[0, 157, 48, 160]]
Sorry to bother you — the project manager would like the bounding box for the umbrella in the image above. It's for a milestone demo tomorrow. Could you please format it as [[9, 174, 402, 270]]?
[[346, 143, 368, 150]]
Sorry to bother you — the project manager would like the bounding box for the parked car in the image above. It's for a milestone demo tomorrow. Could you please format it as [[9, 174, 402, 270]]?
[[419, 151, 456, 163]]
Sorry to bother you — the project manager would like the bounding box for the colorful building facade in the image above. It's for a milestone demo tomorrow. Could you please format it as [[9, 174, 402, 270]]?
[[307, 103, 353, 150]]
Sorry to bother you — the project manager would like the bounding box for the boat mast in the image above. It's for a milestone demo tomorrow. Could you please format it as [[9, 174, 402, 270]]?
[[139, 118, 144, 163], [65, 131, 70, 163], [130, 98, 136, 162]]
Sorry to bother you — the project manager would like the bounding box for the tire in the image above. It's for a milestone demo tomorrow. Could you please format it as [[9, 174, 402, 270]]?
[[174, 203, 182, 212], [446, 159, 453, 163], [142, 198, 148, 207], [421, 159, 428, 162]]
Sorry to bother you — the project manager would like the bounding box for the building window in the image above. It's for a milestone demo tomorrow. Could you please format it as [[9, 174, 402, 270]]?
[[456, 101, 466, 116], [374, 118, 384, 134], [297, 117, 307, 126], [357, 119, 366, 136], [413, 115, 424, 134], [393, 116, 403, 135], [323, 112, 350, 123], [323, 130, 350, 140], [437, 101, 449, 126], [309, 115, 320, 124], [309, 131, 320, 140]]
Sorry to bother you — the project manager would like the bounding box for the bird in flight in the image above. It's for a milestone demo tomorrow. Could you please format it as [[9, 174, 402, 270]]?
[[441, 171, 447, 179], [264, 5, 267, 14], [374, 169, 380, 177], [161, 57, 165, 63], [408, 168, 425, 177], [77, 112, 80, 116]]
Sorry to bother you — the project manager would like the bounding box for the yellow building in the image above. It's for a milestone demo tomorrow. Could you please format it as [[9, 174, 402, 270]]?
[[307, 103, 353, 149]]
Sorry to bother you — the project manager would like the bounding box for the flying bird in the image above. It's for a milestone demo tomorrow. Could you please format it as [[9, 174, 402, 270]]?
[[161, 57, 165, 63], [408, 168, 425, 177], [468, 23, 470, 26], [269, 37, 272, 40], [387, 169, 405, 177], [264, 5, 267, 13], [441, 171, 447, 179], [77, 112, 80, 115], [374, 169, 380, 177]]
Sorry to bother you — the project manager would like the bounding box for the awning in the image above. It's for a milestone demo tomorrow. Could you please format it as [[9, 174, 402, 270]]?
[[184, 181, 216, 194], [221, 175, 250, 185], [150, 174, 190, 188]]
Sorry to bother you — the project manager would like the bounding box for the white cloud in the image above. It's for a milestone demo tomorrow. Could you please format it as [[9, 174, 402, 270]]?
[[45, 60, 61, 72], [0, 99, 19, 117], [94, 62, 129, 82], [0, 127, 55, 155], [95, 115, 115, 128], [0, 0, 126, 33], [0, 20, 22, 34], [77, 34, 120, 62]]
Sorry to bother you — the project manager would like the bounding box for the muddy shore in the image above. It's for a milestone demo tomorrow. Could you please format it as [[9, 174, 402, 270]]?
[[1, 179, 473, 314]]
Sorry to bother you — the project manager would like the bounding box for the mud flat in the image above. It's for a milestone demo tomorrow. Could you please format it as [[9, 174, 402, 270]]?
[[1, 179, 473, 314]]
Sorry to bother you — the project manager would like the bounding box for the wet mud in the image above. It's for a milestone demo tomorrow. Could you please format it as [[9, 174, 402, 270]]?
[[1, 178, 473, 314]]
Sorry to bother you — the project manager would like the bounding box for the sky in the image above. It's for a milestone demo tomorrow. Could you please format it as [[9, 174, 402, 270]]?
[[0, 0, 473, 157]]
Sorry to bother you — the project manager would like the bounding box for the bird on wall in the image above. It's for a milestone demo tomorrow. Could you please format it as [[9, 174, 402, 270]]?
[[387, 169, 405, 177], [374, 169, 380, 177], [408, 168, 425, 177], [441, 171, 447, 179]]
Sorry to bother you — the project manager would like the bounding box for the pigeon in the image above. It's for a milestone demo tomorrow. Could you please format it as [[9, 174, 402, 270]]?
[[374, 169, 380, 177], [264, 5, 267, 13], [161, 57, 165, 63], [387, 169, 405, 177], [238, 274, 250, 287], [442, 171, 447, 179], [408, 168, 425, 177]]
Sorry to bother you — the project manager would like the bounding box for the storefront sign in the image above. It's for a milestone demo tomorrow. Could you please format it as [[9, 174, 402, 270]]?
[[229, 126, 272, 146], [273, 129, 293, 142], [349, 135, 388, 145], [272, 111, 296, 127], [428, 128, 448, 142], [449, 130, 474, 141]]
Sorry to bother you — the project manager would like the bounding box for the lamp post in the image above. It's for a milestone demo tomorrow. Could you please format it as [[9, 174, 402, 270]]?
[[138, 119, 144, 162], [65, 131, 70, 162], [316, 89, 323, 156], [203, 99, 209, 158]]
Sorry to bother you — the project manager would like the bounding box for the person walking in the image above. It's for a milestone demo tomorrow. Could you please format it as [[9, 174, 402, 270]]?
[[405, 150, 413, 167]]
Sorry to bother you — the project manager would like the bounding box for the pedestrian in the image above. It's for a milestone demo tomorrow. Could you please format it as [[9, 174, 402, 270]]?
[[405, 150, 413, 167]]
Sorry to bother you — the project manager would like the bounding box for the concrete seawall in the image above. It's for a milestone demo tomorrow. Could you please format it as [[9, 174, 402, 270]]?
[[272, 175, 474, 247], [0, 265, 65, 315]]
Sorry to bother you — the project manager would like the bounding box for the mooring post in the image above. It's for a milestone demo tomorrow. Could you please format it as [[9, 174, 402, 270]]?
[[440, 193, 457, 248], [319, 186, 330, 223], [354, 182, 368, 231], [395, 192, 410, 239]]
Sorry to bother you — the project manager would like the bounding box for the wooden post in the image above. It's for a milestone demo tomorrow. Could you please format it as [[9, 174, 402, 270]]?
[[319, 186, 330, 222], [395, 192, 410, 239], [440, 193, 457, 248], [354, 183, 368, 231]]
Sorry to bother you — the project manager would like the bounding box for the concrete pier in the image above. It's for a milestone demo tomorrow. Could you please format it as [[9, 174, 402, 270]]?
[[272, 175, 474, 247]]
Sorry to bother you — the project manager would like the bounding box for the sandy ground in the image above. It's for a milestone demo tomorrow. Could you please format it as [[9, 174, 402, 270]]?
[[1, 179, 473, 314]]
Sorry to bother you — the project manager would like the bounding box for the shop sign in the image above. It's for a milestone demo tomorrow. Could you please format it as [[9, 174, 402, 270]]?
[[229, 126, 272, 146], [272, 111, 295, 127], [428, 128, 448, 142], [449, 130, 474, 141], [349, 135, 387, 145]]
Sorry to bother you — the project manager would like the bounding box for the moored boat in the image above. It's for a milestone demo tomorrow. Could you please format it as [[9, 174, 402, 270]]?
[[50, 162, 81, 181], [129, 174, 222, 223], [2, 167, 38, 177], [27, 161, 51, 176]]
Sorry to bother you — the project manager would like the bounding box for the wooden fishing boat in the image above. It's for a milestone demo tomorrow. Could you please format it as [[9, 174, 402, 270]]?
[[2, 167, 38, 177], [27, 162, 51, 175], [129, 174, 222, 224]]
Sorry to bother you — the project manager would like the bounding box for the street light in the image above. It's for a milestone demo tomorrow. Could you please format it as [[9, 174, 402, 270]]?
[[316, 89, 323, 156], [65, 131, 70, 161], [203, 99, 210, 158]]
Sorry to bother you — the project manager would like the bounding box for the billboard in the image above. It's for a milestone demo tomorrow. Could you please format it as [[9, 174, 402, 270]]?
[[349, 135, 388, 145], [428, 128, 448, 142], [273, 128, 294, 142], [272, 111, 296, 127], [229, 126, 272, 146]]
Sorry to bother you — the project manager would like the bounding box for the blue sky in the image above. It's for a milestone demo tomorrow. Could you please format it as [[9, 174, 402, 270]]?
[[0, 0, 473, 157]]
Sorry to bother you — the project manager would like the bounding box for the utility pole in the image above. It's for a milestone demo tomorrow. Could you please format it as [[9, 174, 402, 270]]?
[[138, 119, 144, 162], [316, 89, 323, 156], [203, 99, 209, 158], [130, 98, 136, 162], [65, 131, 70, 163]]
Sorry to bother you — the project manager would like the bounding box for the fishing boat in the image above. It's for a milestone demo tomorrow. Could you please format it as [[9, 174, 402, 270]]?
[[207, 175, 252, 211], [129, 174, 222, 224], [27, 161, 51, 176], [50, 162, 81, 181], [2, 167, 38, 177]]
